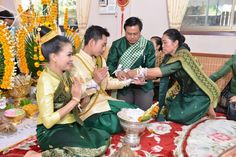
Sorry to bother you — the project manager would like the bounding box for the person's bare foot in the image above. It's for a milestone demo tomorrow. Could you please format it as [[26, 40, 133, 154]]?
[[111, 145, 138, 157], [24, 150, 42, 157], [208, 104, 216, 119]]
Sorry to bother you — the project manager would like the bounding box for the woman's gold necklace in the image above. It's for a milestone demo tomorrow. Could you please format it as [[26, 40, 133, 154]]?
[[61, 74, 70, 93]]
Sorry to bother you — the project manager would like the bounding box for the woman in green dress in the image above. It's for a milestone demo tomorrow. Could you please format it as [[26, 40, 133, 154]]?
[[127, 29, 220, 125], [25, 26, 110, 157], [210, 55, 236, 118]]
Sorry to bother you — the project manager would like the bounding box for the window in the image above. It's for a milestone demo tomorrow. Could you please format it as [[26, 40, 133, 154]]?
[[58, 0, 77, 26], [21, 0, 77, 27], [181, 0, 236, 35], [21, 0, 43, 13]]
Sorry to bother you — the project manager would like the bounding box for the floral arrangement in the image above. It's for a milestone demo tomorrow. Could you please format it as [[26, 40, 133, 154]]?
[[15, 1, 80, 78], [41, 0, 51, 5], [16, 27, 30, 75], [16, 2, 58, 78], [138, 102, 159, 122], [0, 23, 15, 89], [64, 8, 69, 30], [64, 28, 81, 50], [64, 8, 81, 50]]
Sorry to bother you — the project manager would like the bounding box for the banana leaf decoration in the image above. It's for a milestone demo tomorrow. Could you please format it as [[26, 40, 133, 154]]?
[[16, 2, 58, 79], [0, 43, 5, 86], [16, 27, 45, 78], [25, 31, 45, 78]]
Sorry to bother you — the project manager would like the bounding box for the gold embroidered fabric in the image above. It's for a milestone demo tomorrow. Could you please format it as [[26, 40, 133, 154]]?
[[36, 67, 75, 129]]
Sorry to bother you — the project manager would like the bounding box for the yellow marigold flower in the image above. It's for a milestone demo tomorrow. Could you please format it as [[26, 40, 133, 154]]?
[[39, 55, 45, 61], [37, 70, 42, 77], [33, 54, 38, 60], [34, 46, 38, 52], [34, 62, 40, 68], [0, 23, 15, 89]]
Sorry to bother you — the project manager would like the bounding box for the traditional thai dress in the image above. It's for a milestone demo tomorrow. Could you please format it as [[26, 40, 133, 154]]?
[[36, 67, 110, 156], [158, 47, 220, 125], [106, 36, 156, 109], [72, 50, 136, 134], [210, 55, 236, 98], [156, 50, 165, 68], [153, 50, 165, 99]]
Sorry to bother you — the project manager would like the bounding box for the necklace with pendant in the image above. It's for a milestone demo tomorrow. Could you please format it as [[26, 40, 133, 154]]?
[[64, 84, 69, 92], [62, 74, 70, 93]]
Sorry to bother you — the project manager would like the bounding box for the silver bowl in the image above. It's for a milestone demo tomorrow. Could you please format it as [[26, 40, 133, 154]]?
[[117, 110, 150, 150]]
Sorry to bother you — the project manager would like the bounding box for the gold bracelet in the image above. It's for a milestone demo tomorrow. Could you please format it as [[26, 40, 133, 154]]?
[[72, 97, 82, 112], [72, 97, 80, 103]]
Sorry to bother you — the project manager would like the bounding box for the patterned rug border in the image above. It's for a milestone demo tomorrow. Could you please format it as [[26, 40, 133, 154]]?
[[0, 135, 37, 154], [181, 117, 236, 157]]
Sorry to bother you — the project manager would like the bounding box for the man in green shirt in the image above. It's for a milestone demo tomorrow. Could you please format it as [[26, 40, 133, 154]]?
[[106, 17, 156, 110]]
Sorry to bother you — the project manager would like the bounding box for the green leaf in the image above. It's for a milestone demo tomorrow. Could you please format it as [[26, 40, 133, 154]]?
[[0, 42, 5, 85], [5, 103, 15, 109], [24, 31, 44, 78], [19, 98, 32, 107]]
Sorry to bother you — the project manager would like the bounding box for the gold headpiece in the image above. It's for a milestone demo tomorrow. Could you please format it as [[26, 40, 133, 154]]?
[[40, 30, 58, 45]]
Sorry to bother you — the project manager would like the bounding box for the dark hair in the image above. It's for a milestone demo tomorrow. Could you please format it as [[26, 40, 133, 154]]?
[[124, 17, 143, 31], [84, 25, 110, 46], [40, 26, 71, 61], [151, 36, 163, 51], [163, 28, 190, 51], [0, 10, 14, 20]]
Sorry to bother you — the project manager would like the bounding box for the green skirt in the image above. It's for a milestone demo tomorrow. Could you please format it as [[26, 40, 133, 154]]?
[[166, 90, 210, 125], [84, 100, 136, 134], [36, 123, 110, 157]]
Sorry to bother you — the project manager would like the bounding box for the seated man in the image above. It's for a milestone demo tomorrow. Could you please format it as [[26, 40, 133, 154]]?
[[0, 10, 16, 35], [72, 25, 139, 134], [0, 10, 14, 26]]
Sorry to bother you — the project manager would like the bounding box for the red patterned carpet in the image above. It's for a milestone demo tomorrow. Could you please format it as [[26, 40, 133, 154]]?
[[0, 122, 182, 157], [1, 115, 236, 157]]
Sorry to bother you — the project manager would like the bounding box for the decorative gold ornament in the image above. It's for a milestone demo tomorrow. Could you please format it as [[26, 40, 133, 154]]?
[[40, 30, 58, 45]]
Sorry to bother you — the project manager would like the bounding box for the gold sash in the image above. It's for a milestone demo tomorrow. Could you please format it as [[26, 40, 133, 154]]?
[[73, 55, 108, 124]]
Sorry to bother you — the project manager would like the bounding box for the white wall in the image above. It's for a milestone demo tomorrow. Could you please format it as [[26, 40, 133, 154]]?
[[186, 35, 236, 54], [0, 0, 16, 12], [0, 0, 19, 26], [89, 0, 236, 54], [88, 0, 169, 46], [1, 0, 236, 54]]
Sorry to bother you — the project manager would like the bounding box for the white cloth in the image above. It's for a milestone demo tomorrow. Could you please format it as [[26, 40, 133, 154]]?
[[85, 79, 100, 90], [174, 118, 236, 157], [0, 116, 37, 151]]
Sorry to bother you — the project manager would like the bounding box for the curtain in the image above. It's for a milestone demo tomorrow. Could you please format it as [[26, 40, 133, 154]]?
[[167, 0, 189, 30], [0, 0, 20, 26], [13, 0, 21, 11], [76, 0, 91, 38]]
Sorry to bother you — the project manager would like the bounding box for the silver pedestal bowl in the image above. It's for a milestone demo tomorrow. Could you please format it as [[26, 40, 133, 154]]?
[[117, 110, 150, 150]]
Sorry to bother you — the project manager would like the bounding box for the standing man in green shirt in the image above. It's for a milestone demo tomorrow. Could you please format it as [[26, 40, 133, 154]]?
[[106, 17, 156, 110]]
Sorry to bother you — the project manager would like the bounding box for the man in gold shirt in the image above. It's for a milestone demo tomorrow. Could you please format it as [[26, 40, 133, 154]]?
[[72, 25, 137, 134]]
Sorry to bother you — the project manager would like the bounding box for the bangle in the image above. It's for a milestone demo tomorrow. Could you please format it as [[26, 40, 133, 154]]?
[[72, 97, 82, 112], [72, 97, 80, 103]]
